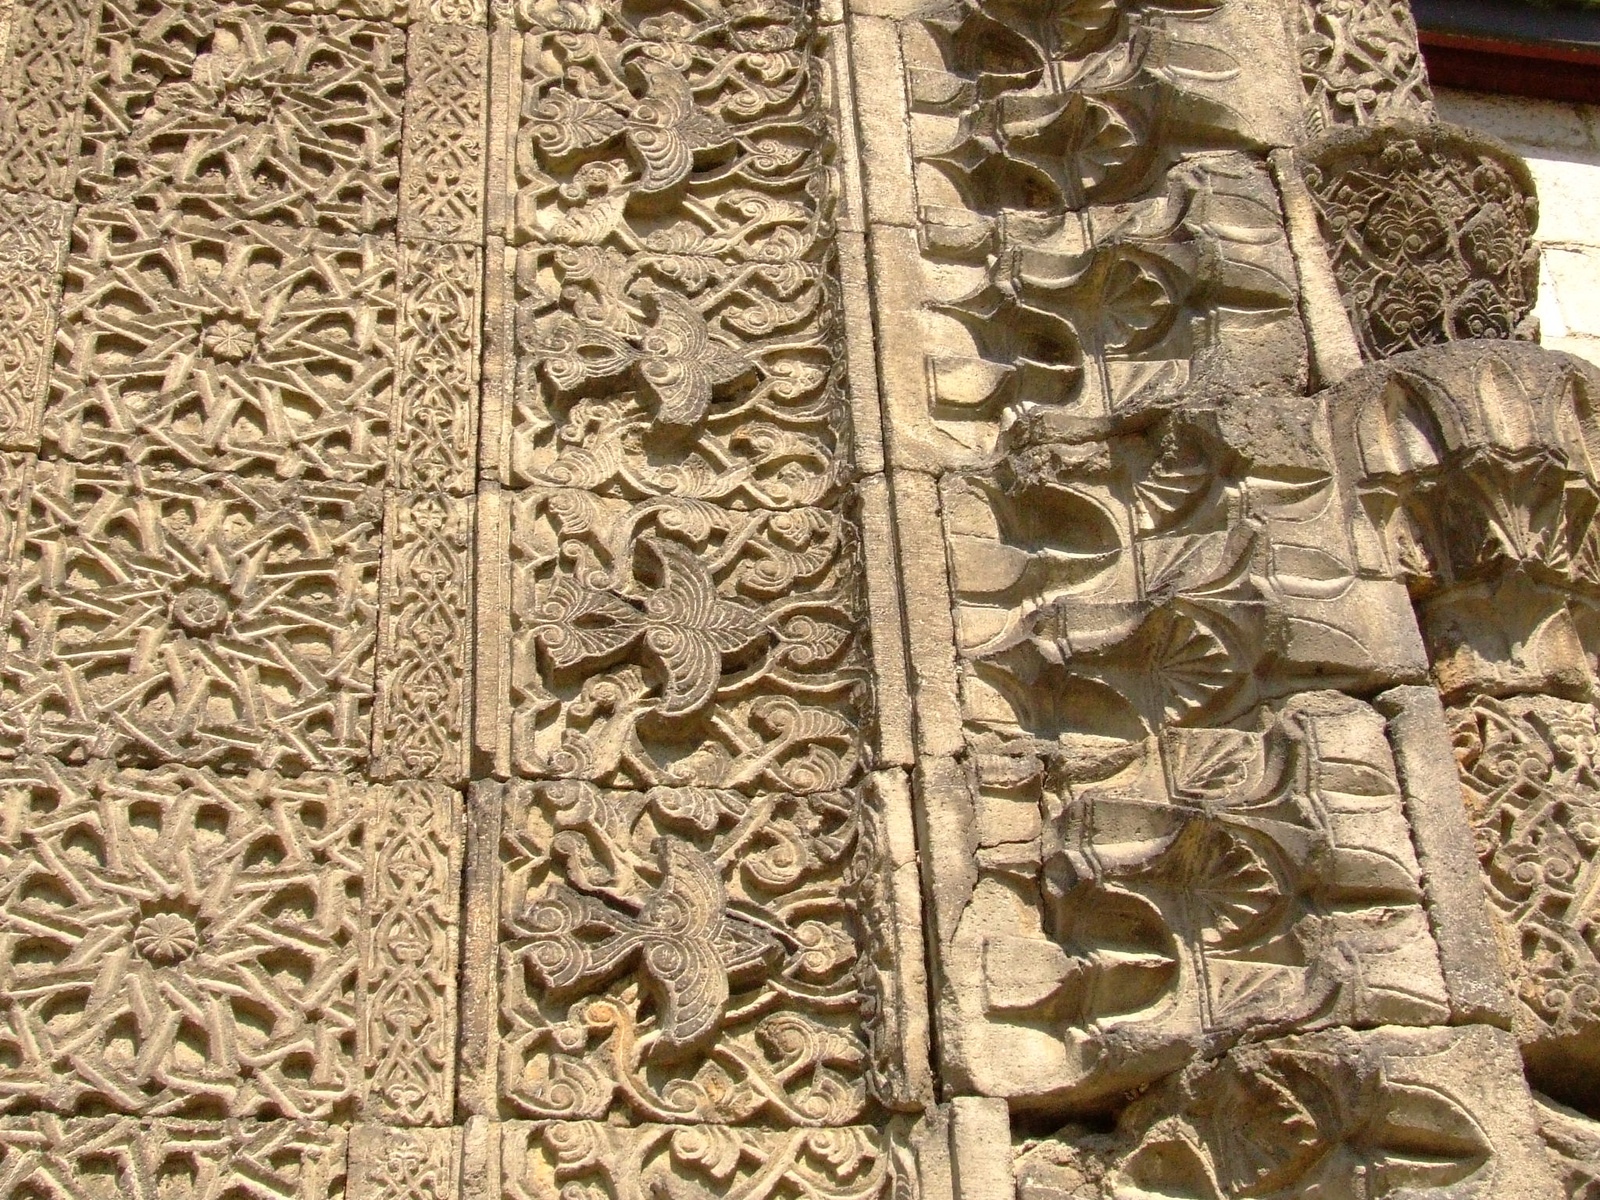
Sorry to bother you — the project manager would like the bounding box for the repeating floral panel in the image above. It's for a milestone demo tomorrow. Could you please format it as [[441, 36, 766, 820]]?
[[1298, 0, 1433, 134], [0, 462, 381, 773], [490, 0, 850, 507], [77, 0, 403, 234], [45, 208, 397, 482], [501, 1121, 893, 1200], [481, 779, 870, 1125], [492, 490, 867, 793]]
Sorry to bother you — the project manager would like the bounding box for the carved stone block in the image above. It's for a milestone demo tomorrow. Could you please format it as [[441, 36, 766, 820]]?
[[0, 463, 381, 773], [351, 1125, 462, 1200], [401, 23, 487, 246], [947, 400, 1425, 753], [904, 0, 1301, 213], [478, 490, 866, 792], [0, 0, 97, 198], [45, 209, 397, 482], [465, 778, 872, 1125], [78, 0, 403, 233], [1297, 0, 1433, 134], [374, 491, 474, 784], [871, 153, 1309, 470], [0, 759, 460, 1121], [935, 692, 1448, 1105], [392, 239, 482, 494], [0, 1116, 348, 1198], [498, 1121, 894, 1200], [0, 191, 68, 451], [1453, 693, 1600, 1113], [1015, 1025, 1560, 1200], [1537, 1093, 1600, 1200], [482, 0, 847, 506], [1303, 124, 1539, 360]]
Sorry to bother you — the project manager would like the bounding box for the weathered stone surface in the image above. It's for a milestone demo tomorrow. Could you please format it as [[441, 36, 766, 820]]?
[[1016, 1025, 1561, 1200], [937, 691, 1448, 1106], [1536, 1093, 1600, 1200], [4, 0, 1599, 1189], [0, 462, 381, 773], [0, 759, 460, 1121], [0, 1116, 348, 1198], [464, 778, 877, 1124]]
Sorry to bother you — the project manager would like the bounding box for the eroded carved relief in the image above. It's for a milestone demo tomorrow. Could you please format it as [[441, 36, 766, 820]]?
[[483, 490, 866, 792], [0, 1116, 348, 1199], [0, 0, 98, 198], [484, 0, 849, 507], [0, 192, 69, 451], [942, 691, 1446, 1105], [1015, 1026, 1559, 1200], [45, 210, 398, 481], [1537, 1094, 1600, 1200], [1297, 0, 1433, 133], [0, 759, 459, 1120], [499, 1121, 893, 1200], [1303, 124, 1539, 360], [0, 461, 381, 772], [471, 779, 869, 1124], [78, 0, 403, 233]]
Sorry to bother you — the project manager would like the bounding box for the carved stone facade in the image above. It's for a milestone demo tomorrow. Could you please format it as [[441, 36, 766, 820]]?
[[1, 0, 1598, 1195]]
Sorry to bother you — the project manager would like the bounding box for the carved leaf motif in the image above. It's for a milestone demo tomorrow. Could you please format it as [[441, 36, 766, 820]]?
[[636, 291, 752, 427], [517, 839, 778, 1050]]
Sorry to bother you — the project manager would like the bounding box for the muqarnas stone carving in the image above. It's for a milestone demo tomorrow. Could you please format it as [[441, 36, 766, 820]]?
[[1015, 1025, 1560, 1200]]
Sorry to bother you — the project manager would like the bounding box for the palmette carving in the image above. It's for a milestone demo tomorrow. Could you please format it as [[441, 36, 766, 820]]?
[[491, 0, 850, 507], [1304, 124, 1539, 360], [45, 209, 396, 481], [78, 0, 402, 233], [491, 490, 865, 792], [401, 23, 487, 245], [0, 192, 69, 450], [501, 1121, 893, 1200], [1015, 1026, 1558, 1200], [375, 493, 474, 783], [943, 693, 1447, 1104], [1297, 0, 1433, 133], [0, 1116, 347, 1199], [0, 463, 380, 773], [0, 0, 97, 198], [480, 779, 869, 1124]]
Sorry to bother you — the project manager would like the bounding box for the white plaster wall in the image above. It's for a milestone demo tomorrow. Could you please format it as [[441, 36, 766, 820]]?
[[1436, 87, 1600, 370]]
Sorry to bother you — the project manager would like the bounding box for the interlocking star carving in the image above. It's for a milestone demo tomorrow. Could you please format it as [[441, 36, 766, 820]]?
[[514, 839, 779, 1050]]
